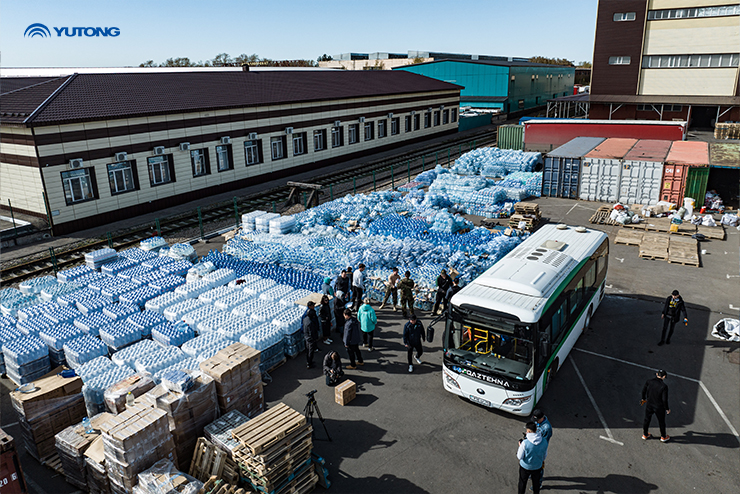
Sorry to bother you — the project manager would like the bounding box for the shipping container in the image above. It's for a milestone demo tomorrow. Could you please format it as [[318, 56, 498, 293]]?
[[523, 119, 686, 153], [619, 140, 672, 205], [542, 137, 605, 198], [579, 138, 638, 203], [497, 124, 524, 150], [707, 143, 740, 209], [662, 141, 709, 204], [684, 167, 710, 210], [0, 450, 26, 494]]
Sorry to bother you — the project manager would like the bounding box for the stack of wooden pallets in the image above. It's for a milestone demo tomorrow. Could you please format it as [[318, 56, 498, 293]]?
[[197, 476, 246, 494], [231, 403, 317, 494], [509, 203, 541, 232]]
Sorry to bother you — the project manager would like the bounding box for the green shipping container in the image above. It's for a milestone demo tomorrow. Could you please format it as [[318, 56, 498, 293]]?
[[498, 124, 524, 150], [684, 166, 709, 209]]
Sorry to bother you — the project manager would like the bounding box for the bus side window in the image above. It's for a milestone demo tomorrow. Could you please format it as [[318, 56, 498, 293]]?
[[597, 252, 607, 277], [585, 262, 596, 288], [570, 278, 583, 314], [551, 302, 567, 342]]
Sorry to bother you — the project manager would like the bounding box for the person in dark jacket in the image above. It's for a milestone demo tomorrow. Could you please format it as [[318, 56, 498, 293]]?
[[432, 270, 452, 315], [323, 351, 344, 386], [403, 315, 426, 373], [445, 277, 462, 312], [335, 270, 350, 303], [641, 369, 671, 442], [659, 290, 688, 345], [302, 301, 320, 369], [343, 309, 364, 369], [319, 295, 333, 345], [398, 271, 416, 318]]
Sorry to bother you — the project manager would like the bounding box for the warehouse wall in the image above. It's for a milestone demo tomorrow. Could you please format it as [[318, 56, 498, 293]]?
[[0, 126, 46, 216], [508, 66, 574, 111]]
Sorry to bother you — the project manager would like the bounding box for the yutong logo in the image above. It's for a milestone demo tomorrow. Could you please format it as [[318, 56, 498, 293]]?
[[452, 365, 510, 388], [25, 23, 120, 38]]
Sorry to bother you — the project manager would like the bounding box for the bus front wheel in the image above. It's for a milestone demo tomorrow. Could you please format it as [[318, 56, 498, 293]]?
[[546, 358, 559, 388]]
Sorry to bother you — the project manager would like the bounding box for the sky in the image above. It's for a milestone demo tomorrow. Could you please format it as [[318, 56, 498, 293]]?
[[1, 0, 598, 68]]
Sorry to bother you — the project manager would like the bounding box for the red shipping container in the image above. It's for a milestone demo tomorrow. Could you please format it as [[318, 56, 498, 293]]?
[[0, 451, 26, 494], [662, 141, 709, 204]]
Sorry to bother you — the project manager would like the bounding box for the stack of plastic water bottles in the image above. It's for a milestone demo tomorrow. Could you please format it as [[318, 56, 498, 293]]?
[[269, 216, 297, 234], [85, 248, 118, 270], [182, 305, 222, 327], [164, 299, 204, 322], [134, 345, 184, 374], [73, 311, 113, 337], [2, 335, 50, 385], [255, 213, 281, 232], [151, 321, 195, 347], [0, 325, 23, 375], [152, 358, 201, 384], [241, 210, 268, 231], [82, 365, 134, 416], [217, 317, 254, 340], [181, 333, 232, 358], [198, 285, 235, 305], [39, 282, 82, 302], [119, 285, 162, 308], [145, 292, 186, 313], [74, 355, 118, 382], [148, 275, 186, 293], [99, 321, 142, 352], [40, 323, 85, 366], [57, 265, 95, 283], [63, 334, 108, 368], [110, 339, 160, 368]]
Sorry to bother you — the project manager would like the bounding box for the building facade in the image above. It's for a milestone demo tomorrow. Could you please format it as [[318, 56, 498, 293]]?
[[318, 51, 530, 71], [0, 71, 460, 234], [395, 60, 574, 113], [590, 0, 740, 125]]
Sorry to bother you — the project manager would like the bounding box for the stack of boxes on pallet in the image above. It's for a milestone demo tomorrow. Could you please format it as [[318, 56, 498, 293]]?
[[203, 410, 251, 485], [10, 367, 86, 466], [0, 428, 27, 494], [231, 403, 318, 494], [98, 405, 176, 494], [134, 458, 205, 494], [509, 203, 541, 232], [83, 435, 110, 494], [55, 412, 112, 490], [199, 342, 264, 418]]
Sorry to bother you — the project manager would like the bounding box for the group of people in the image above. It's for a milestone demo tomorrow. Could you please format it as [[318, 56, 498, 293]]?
[[517, 409, 552, 494], [378, 267, 462, 318]]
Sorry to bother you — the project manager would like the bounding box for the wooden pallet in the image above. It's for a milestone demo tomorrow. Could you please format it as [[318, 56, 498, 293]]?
[[239, 438, 312, 481], [622, 222, 646, 230], [668, 223, 697, 236], [667, 237, 700, 266], [643, 218, 672, 233], [236, 427, 313, 469], [232, 403, 308, 456], [42, 452, 64, 474], [614, 229, 644, 246], [696, 224, 726, 240], [638, 233, 669, 260], [514, 202, 540, 216], [508, 213, 539, 231], [0, 429, 14, 453], [190, 438, 227, 483], [198, 476, 246, 494], [589, 206, 616, 225]]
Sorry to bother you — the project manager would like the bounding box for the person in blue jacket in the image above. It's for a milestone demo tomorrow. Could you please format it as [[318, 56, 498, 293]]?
[[532, 409, 552, 489], [358, 298, 377, 351], [516, 422, 548, 494]]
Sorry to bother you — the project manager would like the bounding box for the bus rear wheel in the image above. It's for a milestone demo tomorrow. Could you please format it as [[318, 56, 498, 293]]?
[[584, 306, 593, 332]]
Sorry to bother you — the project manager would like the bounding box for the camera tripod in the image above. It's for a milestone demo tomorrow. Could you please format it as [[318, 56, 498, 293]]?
[[304, 390, 332, 442]]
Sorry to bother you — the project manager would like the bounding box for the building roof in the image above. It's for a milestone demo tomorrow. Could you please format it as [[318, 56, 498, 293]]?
[[588, 94, 740, 105], [666, 141, 709, 166], [548, 93, 590, 102], [395, 59, 576, 69], [548, 137, 606, 158], [0, 77, 64, 94], [0, 71, 461, 127]]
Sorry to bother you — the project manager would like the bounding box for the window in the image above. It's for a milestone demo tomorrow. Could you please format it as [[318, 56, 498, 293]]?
[[424, 112, 431, 128], [61, 168, 96, 205], [331, 126, 343, 148], [348, 124, 359, 144], [613, 12, 636, 21], [642, 54, 739, 68], [107, 161, 137, 195], [443, 110, 449, 125], [666, 104, 683, 112], [215, 144, 232, 172], [608, 56, 631, 65], [414, 114, 420, 130], [314, 129, 326, 151], [518, 100, 525, 109], [648, 5, 740, 20], [391, 117, 400, 135], [271, 136, 286, 160], [451, 108, 458, 122], [293, 133, 306, 156], [364, 121, 374, 141], [190, 148, 210, 177], [433, 111, 440, 126], [244, 140, 262, 165], [405, 115, 412, 132], [377, 120, 387, 138], [148, 155, 174, 186], [569, 278, 584, 315], [550, 302, 568, 343]]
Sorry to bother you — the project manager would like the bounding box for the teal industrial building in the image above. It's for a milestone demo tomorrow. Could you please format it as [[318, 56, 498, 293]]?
[[395, 60, 575, 113]]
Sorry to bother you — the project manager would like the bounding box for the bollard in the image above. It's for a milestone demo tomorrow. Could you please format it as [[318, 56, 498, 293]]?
[[233, 198, 239, 227], [272, 201, 276, 213], [422, 155, 425, 171], [155, 218, 161, 237], [391, 164, 394, 189], [8, 199, 18, 239], [106, 232, 113, 248], [448, 148, 451, 164], [197, 207, 204, 240], [49, 247, 58, 274], [407, 160, 411, 182], [330, 184, 334, 200], [435, 151, 438, 166], [353, 177, 356, 194], [373, 171, 376, 191]]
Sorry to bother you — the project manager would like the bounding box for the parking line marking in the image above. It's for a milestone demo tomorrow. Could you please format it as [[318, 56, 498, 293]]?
[[571, 358, 624, 446], [573, 348, 740, 445]]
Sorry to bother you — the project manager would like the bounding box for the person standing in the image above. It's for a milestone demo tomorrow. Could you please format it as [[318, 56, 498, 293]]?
[[343, 309, 364, 369], [659, 290, 688, 345], [379, 267, 400, 311], [403, 315, 425, 373], [335, 270, 350, 304], [319, 294, 333, 345], [302, 301, 320, 369], [321, 277, 334, 297], [532, 409, 552, 490], [358, 298, 377, 351], [323, 351, 344, 386], [432, 270, 452, 315], [334, 289, 346, 336], [641, 369, 671, 442], [445, 277, 462, 312], [516, 422, 547, 494], [352, 264, 366, 311], [398, 271, 416, 319]]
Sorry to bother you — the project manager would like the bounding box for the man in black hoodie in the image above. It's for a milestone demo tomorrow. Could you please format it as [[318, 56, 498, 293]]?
[[303, 301, 320, 369], [659, 290, 688, 346], [403, 315, 426, 373], [641, 369, 671, 442], [323, 351, 344, 386]]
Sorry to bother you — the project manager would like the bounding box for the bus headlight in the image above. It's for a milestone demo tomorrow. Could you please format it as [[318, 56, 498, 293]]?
[[503, 396, 532, 406], [444, 372, 460, 389]]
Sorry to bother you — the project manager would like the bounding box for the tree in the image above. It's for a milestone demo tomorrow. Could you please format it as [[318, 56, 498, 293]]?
[[411, 56, 425, 64], [211, 53, 235, 66], [577, 61, 592, 68], [528, 56, 575, 67], [160, 57, 196, 67], [317, 54, 333, 62], [139, 60, 155, 67]]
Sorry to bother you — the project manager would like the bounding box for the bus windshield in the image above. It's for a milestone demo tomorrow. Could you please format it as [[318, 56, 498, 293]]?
[[445, 309, 534, 382]]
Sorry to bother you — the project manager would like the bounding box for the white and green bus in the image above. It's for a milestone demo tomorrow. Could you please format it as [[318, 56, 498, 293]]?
[[443, 224, 609, 416]]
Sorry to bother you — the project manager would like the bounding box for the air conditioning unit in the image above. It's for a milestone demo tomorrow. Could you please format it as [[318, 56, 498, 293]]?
[[68, 158, 83, 169], [179, 142, 190, 151], [359, 117, 365, 123], [334, 121, 341, 127], [115, 152, 127, 162], [387, 113, 393, 119], [220, 136, 231, 145], [411, 111, 416, 116], [439, 105, 445, 111], [285, 127, 293, 135], [248, 132, 258, 140], [153, 146, 165, 155], [427, 107, 433, 112]]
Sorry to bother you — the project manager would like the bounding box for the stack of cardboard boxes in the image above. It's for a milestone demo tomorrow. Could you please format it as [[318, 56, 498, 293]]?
[[83, 436, 110, 494], [199, 343, 264, 418], [10, 367, 86, 463], [55, 413, 112, 490], [98, 405, 176, 494]]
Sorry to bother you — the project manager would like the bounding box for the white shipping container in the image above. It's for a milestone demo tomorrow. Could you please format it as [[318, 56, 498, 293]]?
[[618, 160, 664, 205], [580, 158, 623, 203]]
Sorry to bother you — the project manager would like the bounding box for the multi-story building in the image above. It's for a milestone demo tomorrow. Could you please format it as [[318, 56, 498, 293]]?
[[0, 70, 460, 234], [319, 51, 530, 71], [590, 0, 740, 126]]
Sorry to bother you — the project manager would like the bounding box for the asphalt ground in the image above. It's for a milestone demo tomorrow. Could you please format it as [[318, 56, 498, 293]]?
[[2, 197, 738, 493]]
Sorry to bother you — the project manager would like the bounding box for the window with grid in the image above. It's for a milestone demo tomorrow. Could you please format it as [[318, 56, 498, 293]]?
[[61, 168, 96, 205], [216, 144, 232, 171], [331, 127, 343, 147], [608, 56, 631, 65], [642, 54, 739, 68], [244, 140, 261, 165], [443, 110, 449, 125], [364, 121, 374, 141], [433, 111, 440, 126], [613, 12, 636, 21], [648, 5, 740, 20], [271, 137, 285, 160], [191, 149, 210, 177], [293, 133, 306, 155], [148, 155, 173, 185], [424, 112, 431, 128], [349, 124, 359, 144], [451, 108, 458, 122], [391, 117, 400, 135], [405, 115, 412, 132], [377, 120, 387, 138], [414, 114, 421, 130], [107, 161, 137, 194]]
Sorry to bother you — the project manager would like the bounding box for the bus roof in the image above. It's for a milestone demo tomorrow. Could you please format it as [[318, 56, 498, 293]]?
[[452, 224, 608, 322]]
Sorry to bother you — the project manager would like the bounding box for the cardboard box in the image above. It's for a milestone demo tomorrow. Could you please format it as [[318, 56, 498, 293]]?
[[10, 367, 83, 421], [104, 373, 155, 414], [335, 380, 356, 406]]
